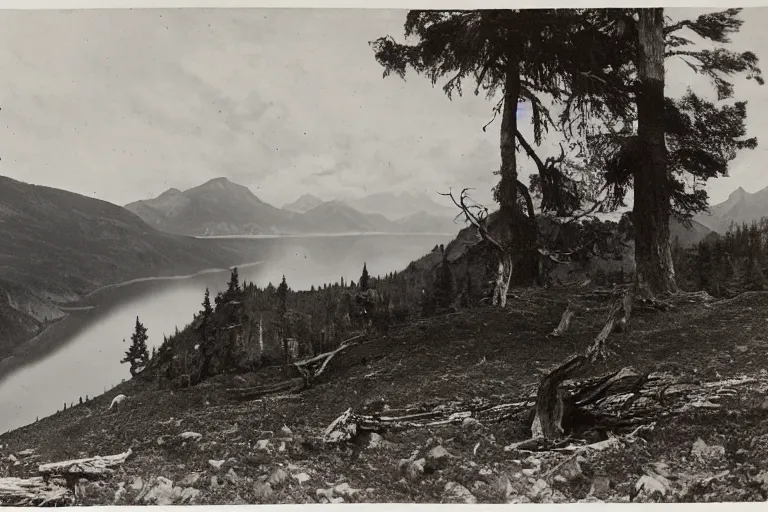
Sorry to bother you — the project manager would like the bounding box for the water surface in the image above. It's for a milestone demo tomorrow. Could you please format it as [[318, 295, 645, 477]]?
[[0, 234, 451, 433]]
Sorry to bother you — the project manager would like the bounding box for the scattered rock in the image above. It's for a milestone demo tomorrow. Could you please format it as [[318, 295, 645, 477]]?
[[245, 452, 271, 466], [180, 472, 202, 487], [316, 487, 334, 502], [280, 425, 293, 437], [462, 417, 482, 430], [528, 479, 552, 501], [636, 474, 671, 498], [479, 467, 493, 477], [113, 483, 127, 503], [691, 438, 726, 462], [208, 459, 225, 470], [399, 458, 426, 482], [6, 454, 17, 463], [210, 475, 224, 490], [16, 449, 35, 457], [255, 439, 273, 452], [522, 468, 536, 477], [293, 472, 311, 484], [330, 497, 345, 504], [130, 476, 144, 491], [444, 481, 477, 504], [267, 467, 289, 487], [253, 481, 274, 500], [367, 433, 385, 449], [334, 482, 359, 499], [143, 477, 178, 505], [179, 432, 203, 441], [553, 456, 585, 482], [278, 441, 287, 453], [554, 475, 567, 484], [179, 487, 200, 504], [752, 471, 768, 489], [425, 445, 452, 472], [491, 475, 514, 501], [589, 476, 612, 499], [226, 468, 241, 485]]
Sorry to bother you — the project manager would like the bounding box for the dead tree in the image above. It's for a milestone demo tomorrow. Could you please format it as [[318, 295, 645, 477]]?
[[227, 334, 364, 401], [441, 188, 514, 307]]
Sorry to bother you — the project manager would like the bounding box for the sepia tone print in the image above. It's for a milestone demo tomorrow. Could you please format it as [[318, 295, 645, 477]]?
[[1, 6, 768, 505]]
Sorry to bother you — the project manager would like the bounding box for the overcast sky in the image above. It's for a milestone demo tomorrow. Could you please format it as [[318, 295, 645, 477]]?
[[0, 7, 766, 209]]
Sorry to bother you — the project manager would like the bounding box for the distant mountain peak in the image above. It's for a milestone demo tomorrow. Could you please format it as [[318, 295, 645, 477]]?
[[158, 188, 182, 197], [729, 186, 748, 200], [283, 193, 326, 213]]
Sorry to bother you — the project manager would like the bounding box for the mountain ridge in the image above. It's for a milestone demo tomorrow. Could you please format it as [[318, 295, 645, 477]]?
[[126, 179, 461, 237], [694, 184, 768, 234], [0, 175, 246, 359]]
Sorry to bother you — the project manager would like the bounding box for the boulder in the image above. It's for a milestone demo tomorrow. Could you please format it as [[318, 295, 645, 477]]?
[[253, 481, 274, 500], [691, 438, 726, 462], [444, 482, 477, 504], [425, 445, 452, 472]]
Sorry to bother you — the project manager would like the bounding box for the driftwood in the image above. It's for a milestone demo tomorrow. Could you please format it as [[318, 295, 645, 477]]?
[[322, 368, 758, 445], [0, 449, 131, 506], [227, 335, 364, 401]]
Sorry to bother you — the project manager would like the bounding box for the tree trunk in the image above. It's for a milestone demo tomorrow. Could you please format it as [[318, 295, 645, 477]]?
[[633, 8, 678, 297], [499, 55, 521, 224]]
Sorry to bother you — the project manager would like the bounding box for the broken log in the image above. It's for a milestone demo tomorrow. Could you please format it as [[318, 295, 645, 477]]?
[[228, 377, 305, 401], [0, 476, 74, 506], [322, 369, 760, 445], [549, 303, 574, 338], [227, 335, 364, 401], [0, 448, 131, 506], [38, 448, 132, 480]]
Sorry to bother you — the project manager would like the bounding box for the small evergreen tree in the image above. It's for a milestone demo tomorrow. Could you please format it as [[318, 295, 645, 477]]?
[[121, 316, 149, 377], [227, 267, 240, 295], [434, 251, 454, 309], [201, 287, 213, 318], [277, 275, 289, 318], [360, 263, 370, 291]]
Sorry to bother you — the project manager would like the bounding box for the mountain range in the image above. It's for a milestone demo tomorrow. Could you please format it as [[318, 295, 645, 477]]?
[[693, 185, 768, 234], [0, 176, 250, 359], [126, 178, 460, 236]]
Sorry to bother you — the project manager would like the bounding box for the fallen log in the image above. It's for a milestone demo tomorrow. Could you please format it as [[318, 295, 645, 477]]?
[[38, 448, 132, 480], [0, 476, 74, 506], [0, 449, 131, 506], [228, 377, 305, 401], [322, 369, 761, 445], [227, 335, 364, 402]]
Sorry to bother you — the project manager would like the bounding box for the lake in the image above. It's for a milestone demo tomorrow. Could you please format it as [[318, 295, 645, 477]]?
[[0, 234, 452, 433]]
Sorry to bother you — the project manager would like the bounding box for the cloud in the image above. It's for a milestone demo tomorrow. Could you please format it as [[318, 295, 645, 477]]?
[[0, 7, 766, 210]]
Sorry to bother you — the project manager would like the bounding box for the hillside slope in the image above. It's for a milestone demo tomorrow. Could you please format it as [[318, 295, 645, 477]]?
[[0, 176, 243, 357], [3, 288, 768, 504]]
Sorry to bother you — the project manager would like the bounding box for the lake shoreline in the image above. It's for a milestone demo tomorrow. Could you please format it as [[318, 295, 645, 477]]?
[[0, 259, 265, 381]]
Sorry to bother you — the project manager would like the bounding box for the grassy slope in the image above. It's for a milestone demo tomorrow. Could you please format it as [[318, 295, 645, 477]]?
[[3, 286, 768, 504]]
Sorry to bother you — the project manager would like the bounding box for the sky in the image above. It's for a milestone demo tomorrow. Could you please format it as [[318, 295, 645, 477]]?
[[0, 7, 767, 210]]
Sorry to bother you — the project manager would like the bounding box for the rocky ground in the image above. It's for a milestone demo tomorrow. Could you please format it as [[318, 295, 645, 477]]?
[[2, 286, 768, 504]]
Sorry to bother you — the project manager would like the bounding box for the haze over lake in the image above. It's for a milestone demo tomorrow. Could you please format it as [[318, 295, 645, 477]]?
[[0, 234, 452, 433]]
